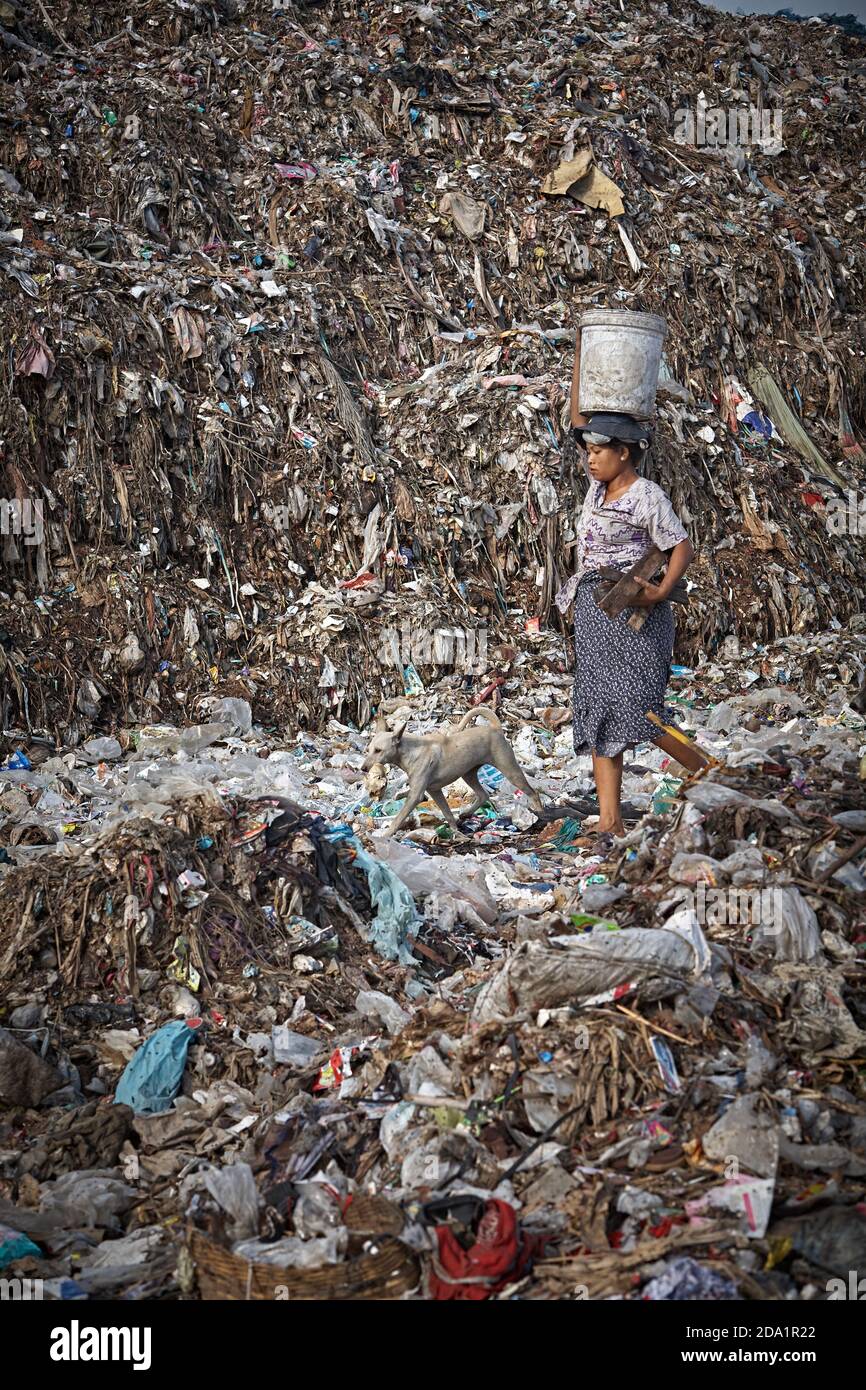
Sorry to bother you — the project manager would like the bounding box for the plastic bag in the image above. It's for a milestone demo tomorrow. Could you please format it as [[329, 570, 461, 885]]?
[[424, 891, 490, 933], [644, 1256, 739, 1295], [232, 1231, 347, 1268], [705, 701, 738, 733], [472, 913, 710, 1024], [328, 830, 418, 963], [580, 884, 627, 912], [201, 1162, 260, 1241], [701, 1094, 779, 1178], [0, 1027, 63, 1107], [719, 846, 769, 882], [401, 1136, 463, 1190], [769, 1205, 866, 1281], [272, 1027, 323, 1068], [135, 723, 228, 756], [292, 1182, 344, 1239], [686, 1177, 775, 1239], [778, 1135, 866, 1178], [739, 686, 807, 712], [355, 989, 411, 1036], [200, 697, 253, 734], [376, 839, 497, 924], [749, 885, 822, 963], [782, 967, 866, 1058], [81, 736, 122, 763], [114, 1019, 200, 1115], [668, 852, 723, 886], [745, 1035, 777, 1087], [379, 1101, 418, 1163], [39, 1170, 136, 1231], [405, 1045, 455, 1098], [683, 782, 755, 812], [78, 1226, 166, 1279]]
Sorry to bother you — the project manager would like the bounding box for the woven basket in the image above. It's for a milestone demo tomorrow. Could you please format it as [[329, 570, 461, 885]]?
[[343, 1192, 404, 1236], [188, 1227, 419, 1301]]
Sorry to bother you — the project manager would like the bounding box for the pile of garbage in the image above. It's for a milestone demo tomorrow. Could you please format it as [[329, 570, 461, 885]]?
[[0, 628, 864, 1300], [0, 0, 865, 741]]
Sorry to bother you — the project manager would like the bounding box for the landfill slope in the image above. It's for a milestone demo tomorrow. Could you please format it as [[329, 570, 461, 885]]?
[[0, 0, 864, 740]]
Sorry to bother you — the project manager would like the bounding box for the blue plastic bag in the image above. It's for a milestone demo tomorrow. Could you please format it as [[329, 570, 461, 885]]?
[[1, 751, 31, 771], [114, 1019, 200, 1115]]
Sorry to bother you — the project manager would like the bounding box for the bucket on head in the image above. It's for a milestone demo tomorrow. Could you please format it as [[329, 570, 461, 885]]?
[[578, 309, 667, 422]]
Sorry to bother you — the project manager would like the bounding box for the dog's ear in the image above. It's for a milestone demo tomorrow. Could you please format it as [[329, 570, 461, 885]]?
[[374, 711, 388, 731], [393, 720, 407, 742]]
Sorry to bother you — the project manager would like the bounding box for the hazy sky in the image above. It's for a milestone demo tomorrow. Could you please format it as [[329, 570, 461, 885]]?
[[703, 0, 866, 17]]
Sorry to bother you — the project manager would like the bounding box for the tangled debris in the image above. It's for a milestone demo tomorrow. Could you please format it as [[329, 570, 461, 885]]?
[[0, 0, 864, 743]]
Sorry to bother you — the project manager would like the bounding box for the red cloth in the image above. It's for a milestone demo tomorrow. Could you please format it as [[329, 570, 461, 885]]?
[[428, 1199, 542, 1301]]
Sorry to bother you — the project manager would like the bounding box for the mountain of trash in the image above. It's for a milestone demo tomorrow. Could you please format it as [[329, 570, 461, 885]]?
[[0, 0, 864, 743]]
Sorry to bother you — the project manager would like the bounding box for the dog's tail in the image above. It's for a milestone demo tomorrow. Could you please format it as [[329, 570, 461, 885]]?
[[454, 704, 502, 731]]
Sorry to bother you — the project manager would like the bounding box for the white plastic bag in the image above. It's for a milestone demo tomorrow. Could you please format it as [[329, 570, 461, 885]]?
[[355, 990, 412, 1036], [750, 885, 822, 963]]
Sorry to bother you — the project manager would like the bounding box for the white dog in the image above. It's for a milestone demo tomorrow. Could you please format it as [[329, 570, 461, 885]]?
[[362, 706, 544, 837]]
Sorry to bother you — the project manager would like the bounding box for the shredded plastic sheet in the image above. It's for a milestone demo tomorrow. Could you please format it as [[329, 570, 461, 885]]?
[[326, 825, 419, 964]]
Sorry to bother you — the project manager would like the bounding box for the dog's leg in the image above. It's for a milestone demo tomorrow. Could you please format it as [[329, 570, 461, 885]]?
[[489, 739, 544, 813], [427, 786, 462, 831], [457, 767, 489, 819], [382, 784, 427, 837], [382, 767, 434, 838]]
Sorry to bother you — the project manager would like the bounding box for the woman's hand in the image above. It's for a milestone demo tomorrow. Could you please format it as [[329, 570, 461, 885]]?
[[630, 576, 668, 608]]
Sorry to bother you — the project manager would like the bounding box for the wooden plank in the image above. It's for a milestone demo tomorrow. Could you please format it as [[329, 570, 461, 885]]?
[[596, 545, 667, 619]]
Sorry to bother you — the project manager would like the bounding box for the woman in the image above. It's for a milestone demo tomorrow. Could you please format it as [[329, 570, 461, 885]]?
[[560, 331, 699, 839]]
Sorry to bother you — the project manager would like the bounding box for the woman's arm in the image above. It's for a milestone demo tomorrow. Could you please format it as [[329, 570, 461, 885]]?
[[631, 538, 695, 606], [570, 327, 589, 429]]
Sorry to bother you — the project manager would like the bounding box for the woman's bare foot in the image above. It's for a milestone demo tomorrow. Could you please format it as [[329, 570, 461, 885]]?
[[596, 819, 625, 837]]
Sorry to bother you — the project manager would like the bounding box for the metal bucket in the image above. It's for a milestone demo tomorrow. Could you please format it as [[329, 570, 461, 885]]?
[[578, 309, 667, 422]]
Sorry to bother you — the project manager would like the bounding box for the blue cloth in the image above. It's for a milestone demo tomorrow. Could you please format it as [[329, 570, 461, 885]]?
[[114, 1019, 199, 1115]]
